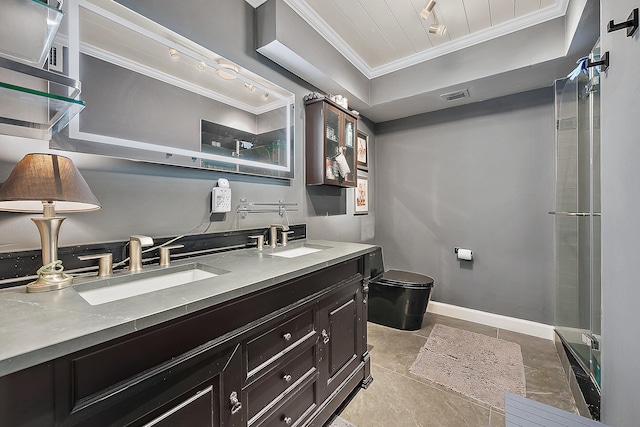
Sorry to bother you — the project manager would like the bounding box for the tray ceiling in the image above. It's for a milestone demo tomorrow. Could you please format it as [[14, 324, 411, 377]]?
[[258, 0, 567, 78]]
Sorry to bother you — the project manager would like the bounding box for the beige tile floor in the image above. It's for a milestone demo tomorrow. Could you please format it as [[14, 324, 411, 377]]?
[[338, 312, 578, 427]]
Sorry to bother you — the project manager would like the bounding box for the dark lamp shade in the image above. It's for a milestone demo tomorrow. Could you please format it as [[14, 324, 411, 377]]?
[[0, 153, 101, 213]]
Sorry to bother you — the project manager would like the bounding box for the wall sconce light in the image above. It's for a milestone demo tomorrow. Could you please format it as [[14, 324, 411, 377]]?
[[420, 0, 437, 20], [0, 153, 101, 292], [169, 48, 180, 60], [215, 59, 239, 80]]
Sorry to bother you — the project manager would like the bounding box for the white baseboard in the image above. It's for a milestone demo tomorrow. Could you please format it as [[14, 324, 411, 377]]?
[[426, 301, 556, 340]]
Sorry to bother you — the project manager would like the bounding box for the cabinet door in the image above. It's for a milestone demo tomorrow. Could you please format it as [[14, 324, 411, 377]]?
[[317, 277, 364, 399], [341, 113, 357, 186], [58, 343, 243, 427], [323, 104, 342, 184]]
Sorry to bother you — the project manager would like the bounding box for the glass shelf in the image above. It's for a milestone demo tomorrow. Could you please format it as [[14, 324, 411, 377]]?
[[0, 0, 64, 67], [0, 57, 85, 140]]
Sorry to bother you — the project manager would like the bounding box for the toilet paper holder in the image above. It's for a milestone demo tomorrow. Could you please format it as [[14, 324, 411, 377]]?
[[454, 247, 473, 261]]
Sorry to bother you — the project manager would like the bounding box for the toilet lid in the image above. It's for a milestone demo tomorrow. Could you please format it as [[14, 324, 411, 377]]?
[[380, 270, 434, 287]]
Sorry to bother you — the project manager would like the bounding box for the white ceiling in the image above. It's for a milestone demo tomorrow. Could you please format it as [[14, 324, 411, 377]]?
[[251, 0, 598, 122], [258, 0, 566, 78]]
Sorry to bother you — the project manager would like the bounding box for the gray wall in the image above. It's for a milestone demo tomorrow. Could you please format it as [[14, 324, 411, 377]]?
[[0, 0, 376, 252], [375, 88, 556, 324], [600, 0, 640, 425]]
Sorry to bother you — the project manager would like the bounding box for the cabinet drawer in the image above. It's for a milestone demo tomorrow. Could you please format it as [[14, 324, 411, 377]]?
[[256, 381, 316, 427], [247, 308, 315, 374], [247, 345, 316, 423]]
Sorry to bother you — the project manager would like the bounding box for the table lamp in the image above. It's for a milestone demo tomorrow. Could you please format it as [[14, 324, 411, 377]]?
[[0, 153, 101, 292]]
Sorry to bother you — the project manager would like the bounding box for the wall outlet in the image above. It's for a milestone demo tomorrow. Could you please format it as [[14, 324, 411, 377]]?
[[212, 187, 231, 212], [48, 43, 64, 73]]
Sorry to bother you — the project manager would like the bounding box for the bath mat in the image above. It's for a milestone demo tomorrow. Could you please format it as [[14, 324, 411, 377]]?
[[409, 324, 526, 409], [329, 416, 357, 427]]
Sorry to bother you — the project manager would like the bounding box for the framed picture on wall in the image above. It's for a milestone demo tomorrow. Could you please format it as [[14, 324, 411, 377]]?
[[355, 173, 369, 215], [357, 131, 368, 170]]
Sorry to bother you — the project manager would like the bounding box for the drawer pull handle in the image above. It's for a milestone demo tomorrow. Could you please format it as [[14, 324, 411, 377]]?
[[283, 332, 292, 341], [283, 373, 292, 382], [283, 415, 293, 425], [322, 329, 330, 344], [229, 391, 242, 415]]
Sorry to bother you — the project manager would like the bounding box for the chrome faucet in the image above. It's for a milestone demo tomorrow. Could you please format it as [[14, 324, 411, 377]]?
[[129, 235, 153, 272], [269, 224, 289, 248]]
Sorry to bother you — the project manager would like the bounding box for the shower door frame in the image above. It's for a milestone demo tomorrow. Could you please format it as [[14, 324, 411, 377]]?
[[552, 43, 602, 390]]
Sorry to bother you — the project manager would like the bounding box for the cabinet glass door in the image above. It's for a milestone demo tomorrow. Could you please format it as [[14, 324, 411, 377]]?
[[342, 115, 356, 185], [325, 107, 341, 182]]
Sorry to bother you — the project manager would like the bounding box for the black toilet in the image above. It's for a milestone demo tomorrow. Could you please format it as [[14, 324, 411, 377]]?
[[367, 247, 434, 331]]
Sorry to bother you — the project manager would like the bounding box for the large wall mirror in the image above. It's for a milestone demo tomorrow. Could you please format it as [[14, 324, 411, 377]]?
[[52, 0, 294, 179]]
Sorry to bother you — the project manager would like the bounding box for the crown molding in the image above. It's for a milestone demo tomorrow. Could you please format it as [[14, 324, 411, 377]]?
[[282, 0, 569, 79]]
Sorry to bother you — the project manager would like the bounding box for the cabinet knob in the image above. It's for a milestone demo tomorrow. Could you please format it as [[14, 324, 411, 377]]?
[[283, 332, 292, 341], [283, 415, 293, 425], [282, 373, 292, 382], [322, 329, 330, 344], [229, 391, 242, 415]]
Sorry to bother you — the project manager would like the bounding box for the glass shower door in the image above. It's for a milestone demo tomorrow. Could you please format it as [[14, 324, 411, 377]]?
[[553, 42, 601, 388]]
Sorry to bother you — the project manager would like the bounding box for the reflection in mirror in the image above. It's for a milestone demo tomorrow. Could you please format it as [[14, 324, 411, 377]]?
[[53, 0, 294, 179]]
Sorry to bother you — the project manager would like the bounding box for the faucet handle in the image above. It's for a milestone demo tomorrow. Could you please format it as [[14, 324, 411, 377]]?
[[248, 235, 265, 251], [130, 235, 154, 247], [159, 244, 184, 267], [270, 224, 290, 231], [281, 231, 294, 246], [78, 253, 113, 277]]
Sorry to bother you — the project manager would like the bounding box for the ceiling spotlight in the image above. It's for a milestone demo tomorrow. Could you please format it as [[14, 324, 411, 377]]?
[[262, 92, 269, 100], [244, 83, 256, 92], [215, 59, 239, 80], [420, 0, 437, 20], [169, 48, 179, 60], [197, 61, 207, 70], [429, 22, 447, 35]]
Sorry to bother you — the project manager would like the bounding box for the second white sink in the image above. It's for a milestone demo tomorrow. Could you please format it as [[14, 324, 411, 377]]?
[[270, 246, 323, 258], [269, 244, 331, 259]]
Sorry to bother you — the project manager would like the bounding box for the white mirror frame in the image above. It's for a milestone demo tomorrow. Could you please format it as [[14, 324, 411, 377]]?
[[65, 0, 294, 175]]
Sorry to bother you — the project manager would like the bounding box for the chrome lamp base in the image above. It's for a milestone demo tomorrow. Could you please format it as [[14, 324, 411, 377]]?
[[27, 271, 73, 293], [27, 215, 73, 293]]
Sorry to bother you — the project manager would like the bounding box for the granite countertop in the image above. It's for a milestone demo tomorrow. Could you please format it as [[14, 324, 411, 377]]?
[[0, 239, 375, 377]]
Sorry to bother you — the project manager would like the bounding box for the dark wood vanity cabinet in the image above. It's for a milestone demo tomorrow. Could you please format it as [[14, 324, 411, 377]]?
[[0, 256, 372, 427], [305, 99, 358, 187]]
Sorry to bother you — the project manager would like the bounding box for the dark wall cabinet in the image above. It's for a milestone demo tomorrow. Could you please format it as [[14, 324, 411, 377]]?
[[0, 257, 372, 427], [305, 99, 358, 187]]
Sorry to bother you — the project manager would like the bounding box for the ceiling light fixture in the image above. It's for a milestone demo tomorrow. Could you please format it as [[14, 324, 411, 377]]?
[[169, 48, 179, 60], [244, 83, 256, 92], [197, 61, 207, 70], [419, 0, 437, 20], [429, 20, 447, 35], [262, 92, 269, 100], [215, 59, 239, 80]]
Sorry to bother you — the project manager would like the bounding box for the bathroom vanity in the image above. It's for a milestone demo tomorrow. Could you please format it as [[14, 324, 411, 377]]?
[[0, 240, 374, 426]]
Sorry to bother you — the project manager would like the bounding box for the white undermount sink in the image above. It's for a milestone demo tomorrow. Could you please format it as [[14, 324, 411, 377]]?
[[269, 244, 331, 258], [75, 263, 226, 305]]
